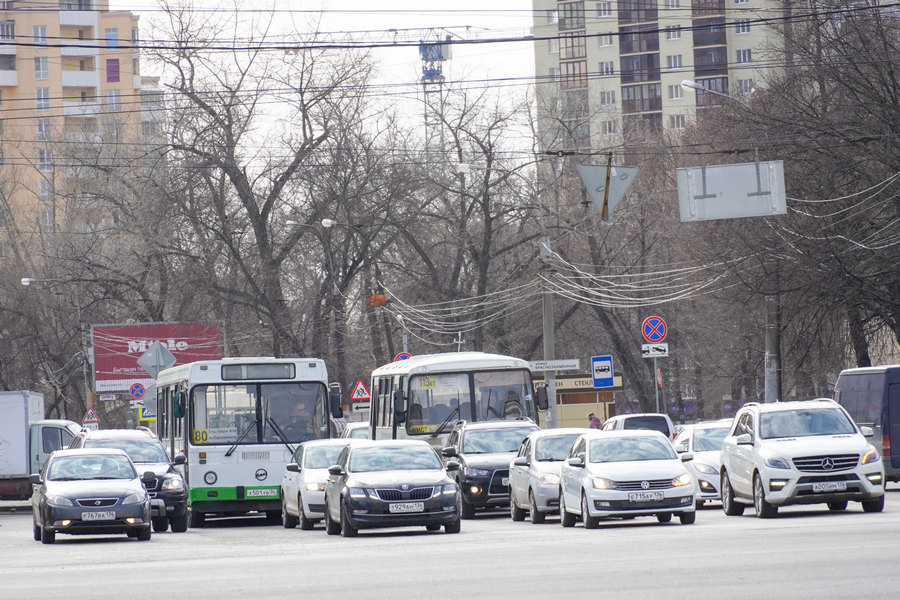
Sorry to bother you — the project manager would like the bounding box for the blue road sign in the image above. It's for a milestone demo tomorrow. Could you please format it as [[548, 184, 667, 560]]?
[[592, 355, 614, 388]]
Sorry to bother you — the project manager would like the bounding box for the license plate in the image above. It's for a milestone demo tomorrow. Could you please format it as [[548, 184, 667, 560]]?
[[246, 488, 278, 497], [812, 481, 847, 493], [388, 502, 424, 513], [82, 511, 116, 521], [501, 478, 509, 486], [628, 491, 664, 502]]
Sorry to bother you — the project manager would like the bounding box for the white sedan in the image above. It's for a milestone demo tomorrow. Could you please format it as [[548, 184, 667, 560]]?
[[559, 430, 697, 528], [282, 439, 357, 530]]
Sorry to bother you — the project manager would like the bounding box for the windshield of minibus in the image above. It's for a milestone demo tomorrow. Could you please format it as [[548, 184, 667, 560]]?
[[405, 369, 534, 435]]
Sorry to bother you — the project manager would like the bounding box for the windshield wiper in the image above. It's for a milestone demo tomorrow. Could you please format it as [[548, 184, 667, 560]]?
[[265, 417, 296, 455], [431, 406, 460, 438], [226, 418, 259, 457]]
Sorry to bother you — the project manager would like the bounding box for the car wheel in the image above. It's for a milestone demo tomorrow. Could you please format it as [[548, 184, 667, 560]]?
[[324, 499, 340, 536], [862, 495, 885, 513], [559, 492, 576, 528], [340, 501, 358, 537], [282, 495, 298, 529], [152, 517, 169, 533], [582, 493, 599, 529], [425, 523, 441, 532], [679, 511, 696, 525], [127, 530, 139, 538], [33, 521, 41, 542], [753, 472, 778, 519], [510, 491, 526, 522], [136, 527, 152, 541], [827, 500, 848, 511], [41, 526, 55, 544], [298, 495, 314, 531], [170, 513, 188, 533], [695, 500, 704, 511], [656, 512, 672, 523], [188, 509, 205, 528], [460, 497, 475, 520], [444, 519, 461, 534], [721, 471, 745, 516], [529, 490, 546, 524]]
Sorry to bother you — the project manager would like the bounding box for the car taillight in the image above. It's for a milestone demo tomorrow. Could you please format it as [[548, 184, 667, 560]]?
[[883, 433, 891, 456]]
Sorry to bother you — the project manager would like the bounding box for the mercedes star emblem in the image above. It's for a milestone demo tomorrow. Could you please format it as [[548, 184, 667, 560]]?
[[821, 457, 835, 470]]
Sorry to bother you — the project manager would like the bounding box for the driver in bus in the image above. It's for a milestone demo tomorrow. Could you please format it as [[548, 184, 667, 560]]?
[[283, 402, 312, 442]]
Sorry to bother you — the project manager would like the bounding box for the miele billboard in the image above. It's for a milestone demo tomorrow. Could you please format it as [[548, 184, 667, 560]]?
[[92, 322, 224, 393]]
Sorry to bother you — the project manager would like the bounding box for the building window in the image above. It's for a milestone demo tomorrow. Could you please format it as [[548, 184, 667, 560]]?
[[40, 179, 53, 204], [131, 26, 139, 42], [599, 90, 616, 105], [596, 2, 612, 17], [598, 33, 614, 47], [37, 117, 51, 140], [0, 148, 4, 166], [735, 0, 749, 4], [668, 114, 686, 129], [665, 26, 682, 40], [668, 84, 684, 100], [133, 58, 140, 75], [105, 28, 119, 48], [737, 49, 752, 63], [665, 0, 680, 7], [40, 209, 54, 232], [548, 9, 558, 24], [107, 58, 120, 82], [107, 89, 121, 111], [34, 57, 49, 80], [33, 25, 48, 45], [0, 54, 14, 70], [601, 120, 617, 135], [549, 66, 560, 81], [600, 60, 616, 76], [559, 2, 585, 30], [666, 54, 683, 69], [0, 90, 3, 105], [36, 88, 50, 110], [549, 38, 559, 54], [735, 19, 750, 34], [0, 119, 4, 137], [560, 33, 586, 59], [561, 60, 588, 89], [0, 20, 14, 40], [38, 149, 53, 172], [737, 78, 754, 94]]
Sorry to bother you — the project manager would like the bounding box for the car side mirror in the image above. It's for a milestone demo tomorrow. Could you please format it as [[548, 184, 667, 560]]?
[[680, 452, 694, 462], [441, 447, 458, 458], [173, 454, 187, 466], [736, 433, 753, 445], [327, 465, 343, 476], [860, 425, 874, 437], [330, 392, 343, 419], [29, 473, 42, 485], [535, 386, 549, 411], [141, 471, 157, 485], [445, 461, 460, 472], [566, 456, 584, 467], [392, 390, 406, 424], [286, 462, 300, 473], [513, 456, 529, 467]]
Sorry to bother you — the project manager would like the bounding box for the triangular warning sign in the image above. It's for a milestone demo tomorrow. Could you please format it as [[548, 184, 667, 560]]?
[[82, 407, 100, 423], [350, 380, 370, 401]]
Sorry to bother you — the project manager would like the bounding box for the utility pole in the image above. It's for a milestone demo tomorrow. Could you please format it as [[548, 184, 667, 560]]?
[[540, 237, 557, 426]]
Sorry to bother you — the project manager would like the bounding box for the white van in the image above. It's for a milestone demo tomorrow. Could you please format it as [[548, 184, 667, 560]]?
[[601, 412, 676, 440]]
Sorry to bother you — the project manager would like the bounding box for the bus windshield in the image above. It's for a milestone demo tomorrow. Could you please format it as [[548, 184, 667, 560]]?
[[405, 369, 534, 435]]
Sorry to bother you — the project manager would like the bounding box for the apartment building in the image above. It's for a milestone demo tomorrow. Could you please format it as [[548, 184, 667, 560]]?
[[532, 0, 777, 152], [0, 0, 155, 240]]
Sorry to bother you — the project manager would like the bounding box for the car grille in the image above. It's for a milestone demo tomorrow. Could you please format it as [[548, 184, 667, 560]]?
[[375, 487, 434, 501], [76, 498, 118, 508], [489, 470, 509, 495], [143, 478, 159, 491], [792, 454, 859, 472], [615, 479, 673, 491]]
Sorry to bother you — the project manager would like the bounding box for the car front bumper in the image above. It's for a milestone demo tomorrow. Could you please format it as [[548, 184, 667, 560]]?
[[532, 481, 561, 512], [302, 490, 326, 518], [757, 469, 884, 506], [461, 471, 509, 509], [584, 487, 695, 518], [42, 502, 151, 535], [343, 495, 460, 529]]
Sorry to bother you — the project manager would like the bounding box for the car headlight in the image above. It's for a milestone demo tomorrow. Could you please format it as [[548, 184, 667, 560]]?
[[306, 481, 327, 492], [592, 477, 616, 490], [538, 473, 560, 485], [348, 487, 374, 499], [161, 476, 184, 491], [862, 448, 881, 465], [433, 483, 458, 498], [693, 463, 718, 475], [47, 495, 75, 507], [122, 493, 146, 505], [672, 473, 693, 487], [464, 467, 491, 477], [763, 456, 791, 470]]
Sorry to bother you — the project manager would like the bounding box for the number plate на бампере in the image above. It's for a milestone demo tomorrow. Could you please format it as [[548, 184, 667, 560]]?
[[388, 502, 424, 513]]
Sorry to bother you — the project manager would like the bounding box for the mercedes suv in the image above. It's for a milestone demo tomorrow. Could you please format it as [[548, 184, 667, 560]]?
[[719, 399, 885, 518]]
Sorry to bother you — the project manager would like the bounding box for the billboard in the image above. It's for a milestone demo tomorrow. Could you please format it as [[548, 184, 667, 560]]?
[[92, 322, 223, 393]]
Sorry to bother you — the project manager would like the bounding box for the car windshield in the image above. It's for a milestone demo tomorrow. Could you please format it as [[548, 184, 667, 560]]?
[[589, 437, 677, 462], [535, 434, 582, 461], [347, 426, 370, 439], [349, 446, 443, 472], [462, 427, 536, 454], [48, 455, 136, 481], [693, 427, 729, 452], [85, 439, 169, 463], [760, 408, 857, 439], [303, 445, 345, 469], [622, 416, 670, 436]]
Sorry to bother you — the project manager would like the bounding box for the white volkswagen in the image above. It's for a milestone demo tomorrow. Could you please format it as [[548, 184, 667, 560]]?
[[282, 439, 358, 530], [559, 430, 697, 528]]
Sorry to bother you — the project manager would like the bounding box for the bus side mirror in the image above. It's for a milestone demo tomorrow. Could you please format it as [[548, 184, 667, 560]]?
[[174, 392, 185, 419], [393, 390, 406, 424], [536, 387, 549, 411], [330, 393, 343, 419]]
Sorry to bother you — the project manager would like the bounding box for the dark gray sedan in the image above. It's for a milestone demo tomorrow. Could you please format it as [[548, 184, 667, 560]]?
[[31, 448, 155, 544], [323, 440, 461, 537]]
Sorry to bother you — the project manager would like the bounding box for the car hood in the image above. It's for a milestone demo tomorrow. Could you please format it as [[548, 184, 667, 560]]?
[[692, 450, 722, 466], [46, 478, 146, 498], [526, 460, 565, 476], [463, 452, 516, 469], [761, 434, 870, 457], [300, 467, 331, 482], [585, 459, 688, 481], [348, 469, 450, 488], [131, 462, 175, 477]]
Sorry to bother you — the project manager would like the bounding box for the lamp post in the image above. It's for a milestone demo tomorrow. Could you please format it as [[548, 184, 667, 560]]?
[[20, 277, 92, 410]]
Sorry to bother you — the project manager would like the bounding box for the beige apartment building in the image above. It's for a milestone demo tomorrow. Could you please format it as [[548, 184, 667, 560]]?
[[0, 0, 159, 241], [532, 0, 778, 152]]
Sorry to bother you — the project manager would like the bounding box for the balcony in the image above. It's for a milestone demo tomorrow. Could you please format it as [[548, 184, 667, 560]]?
[[62, 69, 99, 88], [63, 100, 102, 117], [0, 41, 14, 55], [59, 11, 97, 27], [61, 37, 99, 57], [0, 69, 16, 85]]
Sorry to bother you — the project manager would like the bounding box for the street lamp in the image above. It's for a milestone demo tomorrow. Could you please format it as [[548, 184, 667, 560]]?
[[680, 79, 751, 109]]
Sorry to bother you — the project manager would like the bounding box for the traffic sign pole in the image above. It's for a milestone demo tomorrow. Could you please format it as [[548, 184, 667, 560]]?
[[653, 357, 659, 413]]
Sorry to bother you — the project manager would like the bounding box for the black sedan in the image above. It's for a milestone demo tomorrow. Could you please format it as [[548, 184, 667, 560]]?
[[323, 440, 461, 537], [31, 448, 155, 544]]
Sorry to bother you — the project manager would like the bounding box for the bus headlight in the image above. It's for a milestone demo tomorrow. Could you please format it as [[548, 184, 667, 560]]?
[[204, 471, 217, 485]]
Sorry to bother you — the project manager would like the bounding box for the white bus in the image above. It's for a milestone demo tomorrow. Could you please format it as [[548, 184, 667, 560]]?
[[154, 357, 342, 527], [368, 352, 548, 447]]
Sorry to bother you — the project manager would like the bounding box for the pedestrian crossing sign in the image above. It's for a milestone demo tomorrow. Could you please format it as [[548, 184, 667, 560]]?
[[350, 380, 370, 401]]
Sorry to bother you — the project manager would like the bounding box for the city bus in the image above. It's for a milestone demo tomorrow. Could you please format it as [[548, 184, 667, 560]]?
[[368, 352, 548, 447], [154, 357, 341, 527]]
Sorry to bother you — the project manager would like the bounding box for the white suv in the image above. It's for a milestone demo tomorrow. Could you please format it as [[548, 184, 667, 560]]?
[[720, 399, 885, 518]]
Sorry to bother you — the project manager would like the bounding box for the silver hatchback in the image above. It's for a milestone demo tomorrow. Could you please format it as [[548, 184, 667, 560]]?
[[509, 428, 592, 523]]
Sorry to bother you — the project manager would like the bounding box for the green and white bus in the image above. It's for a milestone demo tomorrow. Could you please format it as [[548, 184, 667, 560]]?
[[368, 352, 548, 447], [155, 357, 341, 527]]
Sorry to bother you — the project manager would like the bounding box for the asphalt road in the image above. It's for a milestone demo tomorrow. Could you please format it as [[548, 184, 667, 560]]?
[[2, 491, 900, 599]]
